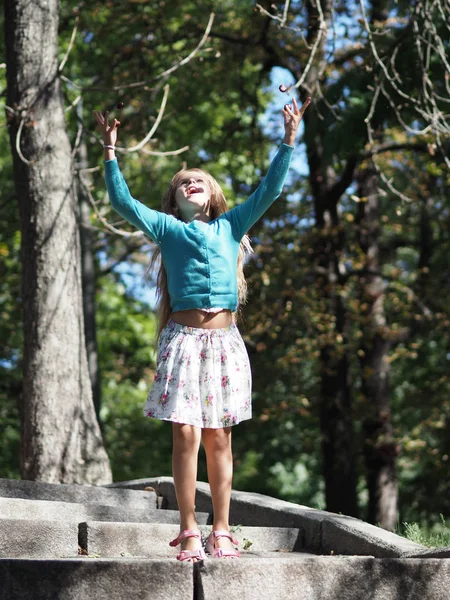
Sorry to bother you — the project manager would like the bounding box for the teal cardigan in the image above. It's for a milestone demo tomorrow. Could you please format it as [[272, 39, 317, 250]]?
[[104, 143, 294, 312]]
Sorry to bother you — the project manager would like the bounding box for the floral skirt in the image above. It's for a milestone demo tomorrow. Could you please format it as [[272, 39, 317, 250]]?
[[143, 320, 252, 429]]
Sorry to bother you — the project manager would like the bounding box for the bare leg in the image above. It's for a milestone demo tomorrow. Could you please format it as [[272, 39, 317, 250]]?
[[202, 427, 235, 552], [172, 423, 202, 559]]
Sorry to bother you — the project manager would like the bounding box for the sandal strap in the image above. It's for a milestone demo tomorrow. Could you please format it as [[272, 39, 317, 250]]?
[[169, 528, 202, 547], [210, 529, 239, 546], [214, 548, 241, 559], [177, 548, 207, 562]]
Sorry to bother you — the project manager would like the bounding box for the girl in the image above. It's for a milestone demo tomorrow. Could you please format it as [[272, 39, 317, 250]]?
[[94, 95, 310, 562]]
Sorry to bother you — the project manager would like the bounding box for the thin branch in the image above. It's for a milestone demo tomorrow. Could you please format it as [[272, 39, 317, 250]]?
[[281, 0, 291, 27], [363, 141, 428, 158], [64, 94, 82, 113], [365, 121, 416, 203], [153, 12, 215, 81], [2, 104, 15, 117], [58, 17, 79, 73], [257, 0, 292, 27], [120, 84, 170, 153], [99, 240, 147, 276], [141, 145, 190, 156], [78, 166, 100, 174], [15, 118, 32, 165], [71, 122, 83, 158], [78, 172, 145, 238], [293, 0, 327, 91], [358, 0, 418, 105], [60, 12, 215, 93], [364, 81, 381, 124], [255, 3, 286, 25], [333, 43, 365, 67]]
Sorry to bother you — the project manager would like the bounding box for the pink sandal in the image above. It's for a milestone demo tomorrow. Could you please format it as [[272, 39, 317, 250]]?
[[169, 529, 207, 562], [206, 530, 241, 559]]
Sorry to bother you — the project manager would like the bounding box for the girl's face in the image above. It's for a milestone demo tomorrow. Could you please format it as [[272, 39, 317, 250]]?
[[174, 171, 211, 221]]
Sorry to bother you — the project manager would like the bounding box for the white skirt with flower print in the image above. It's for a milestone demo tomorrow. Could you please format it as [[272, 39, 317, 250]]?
[[143, 320, 252, 429]]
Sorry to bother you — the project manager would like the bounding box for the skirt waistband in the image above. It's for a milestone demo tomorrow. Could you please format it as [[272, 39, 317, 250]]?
[[166, 319, 237, 337]]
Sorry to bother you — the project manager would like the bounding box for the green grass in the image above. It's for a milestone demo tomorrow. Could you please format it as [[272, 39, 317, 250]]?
[[399, 515, 450, 548]]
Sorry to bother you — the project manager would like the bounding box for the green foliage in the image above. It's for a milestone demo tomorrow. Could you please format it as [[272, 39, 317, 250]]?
[[399, 515, 450, 548], [96, 275, 173, 480]]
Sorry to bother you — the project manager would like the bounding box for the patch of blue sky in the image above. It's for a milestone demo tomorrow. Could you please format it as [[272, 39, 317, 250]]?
[[115, 261, 158, 308], [0, 351, 19, 370], [97, 248, 157, 308]]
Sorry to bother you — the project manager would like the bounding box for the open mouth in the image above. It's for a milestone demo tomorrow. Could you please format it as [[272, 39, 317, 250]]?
[[187, 186, 204, 196]]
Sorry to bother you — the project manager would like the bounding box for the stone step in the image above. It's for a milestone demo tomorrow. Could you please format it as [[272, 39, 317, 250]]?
[[79, 522, 302, 558], [1, 556, 450, 600], [196, 555, 450, 600], [0, 519, 78, 559], [0, 496, 209, 526], [0, 558, 191, 600], [0, 478, 156, 510], [1, 519, 299, 560]]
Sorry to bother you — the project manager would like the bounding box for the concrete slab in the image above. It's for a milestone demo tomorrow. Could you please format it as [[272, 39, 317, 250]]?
[[79, 522, 181, 558], [79, 522, 302, 557], [0, 496, 208, 525], [321, 515, 424, 558], [0, 558, 192, 600], [0, 478, 156, 510], [0, 519, 78, 559], [195, 556, 450, 600]]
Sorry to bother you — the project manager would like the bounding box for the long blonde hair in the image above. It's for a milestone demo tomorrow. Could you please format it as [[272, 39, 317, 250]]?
[[149, 168, 253, 337]]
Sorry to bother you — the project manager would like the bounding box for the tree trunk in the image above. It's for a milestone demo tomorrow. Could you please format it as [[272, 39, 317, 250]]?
[[356, 166, 398, 530], [4, 0, 112, 483], [313, 211, 358, 518], [319, 329, 357, 515], [77, 133, 102, 420]]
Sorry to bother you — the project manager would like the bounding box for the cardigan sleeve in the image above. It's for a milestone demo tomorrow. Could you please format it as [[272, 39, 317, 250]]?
[[104, 158, 171, 243], [225, 143, 294, 239]]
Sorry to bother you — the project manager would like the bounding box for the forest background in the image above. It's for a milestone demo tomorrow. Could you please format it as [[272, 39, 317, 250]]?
[[1, 0, 449, 535]]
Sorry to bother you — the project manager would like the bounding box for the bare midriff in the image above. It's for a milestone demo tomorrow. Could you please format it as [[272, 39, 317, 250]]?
[[171, 309, 233, 329]]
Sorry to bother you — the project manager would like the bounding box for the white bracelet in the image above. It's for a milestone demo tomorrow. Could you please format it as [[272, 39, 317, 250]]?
[[104, 144, 116, 150]]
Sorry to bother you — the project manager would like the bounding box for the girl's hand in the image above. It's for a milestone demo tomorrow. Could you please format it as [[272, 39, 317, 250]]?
[[93, 110, 121, 147], [282, 97, 311, 146]]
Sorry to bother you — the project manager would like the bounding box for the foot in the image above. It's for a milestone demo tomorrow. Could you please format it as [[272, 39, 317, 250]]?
[[180, 534, 203, 563], [169, 528, 206, 563], [206, 530, 240, 559]]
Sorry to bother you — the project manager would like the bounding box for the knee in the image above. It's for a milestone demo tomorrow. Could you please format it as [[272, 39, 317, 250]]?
[[173, 424, 201, 451], [203, 428, 232, 454]]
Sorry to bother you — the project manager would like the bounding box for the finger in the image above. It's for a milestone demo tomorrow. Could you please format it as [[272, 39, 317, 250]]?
[[292, 97, 299, 112], [113, 118, 121, 128], [299, 97, 312, 115], [104, 110, 110, 128]]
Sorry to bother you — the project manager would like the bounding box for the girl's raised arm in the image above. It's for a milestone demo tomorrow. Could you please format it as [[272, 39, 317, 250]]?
[[226, 97, 311, 237], [93, 110, 171, 243]]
